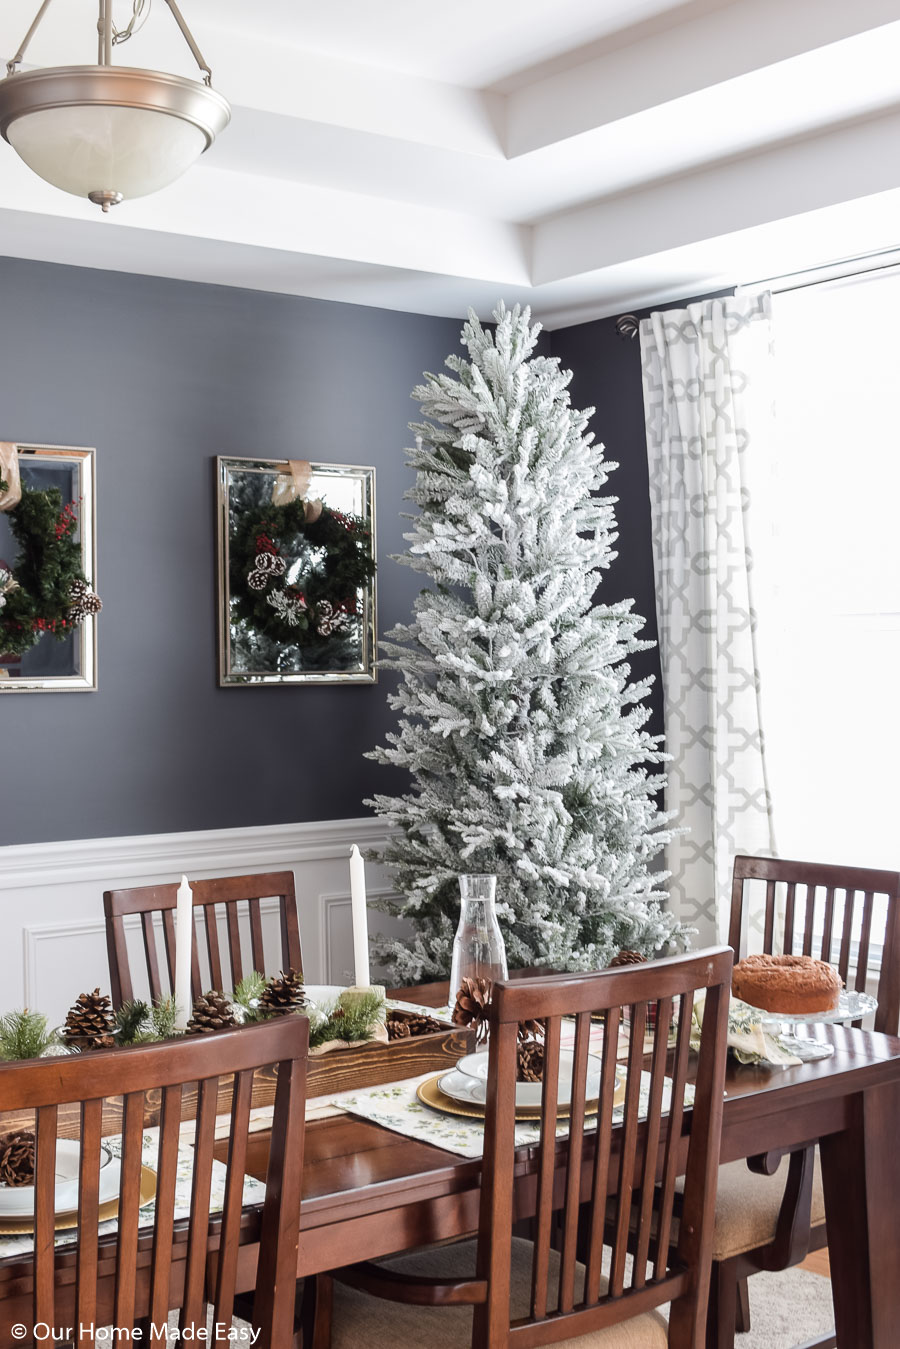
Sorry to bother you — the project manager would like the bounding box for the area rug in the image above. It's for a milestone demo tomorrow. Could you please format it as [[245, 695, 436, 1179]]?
[[733, 1266, 835, 1348]]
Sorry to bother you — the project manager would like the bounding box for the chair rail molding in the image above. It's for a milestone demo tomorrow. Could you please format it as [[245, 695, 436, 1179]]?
[[1, 817, 408, 1023]]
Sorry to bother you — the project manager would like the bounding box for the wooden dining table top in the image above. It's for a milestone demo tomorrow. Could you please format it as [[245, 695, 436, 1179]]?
[[2, 979, 900, 1347]]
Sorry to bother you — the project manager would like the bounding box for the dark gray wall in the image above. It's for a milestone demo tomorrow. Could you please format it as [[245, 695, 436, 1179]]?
[[0, 258, 712, 848], [551, 314, 664, 743], [0, 257, 462, 845]]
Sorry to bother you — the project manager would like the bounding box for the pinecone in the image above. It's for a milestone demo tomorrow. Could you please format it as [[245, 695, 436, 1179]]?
[[63, 989, 116, 1050], [258, 968, 307, 1017], [187, 991, 237, 1035], [517, 1017, 545, 1042], [387, 1012, 442, 1040], [607, 950, 648, 968], [452, 976, 492, 1043], [386, 1016, 411, 1040], [517, 1038, 545, 1084], [0, 1131, 35, 1187]]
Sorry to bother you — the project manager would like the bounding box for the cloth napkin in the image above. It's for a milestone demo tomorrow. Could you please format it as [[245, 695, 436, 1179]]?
[[690, 994, 801, 1066]]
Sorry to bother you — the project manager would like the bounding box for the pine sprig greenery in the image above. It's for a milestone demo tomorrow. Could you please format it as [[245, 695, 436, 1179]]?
[[0, 483, 89, 656], [114, 995, 180, 1044], [367, 303, 686, 982], [308, 989, 387, 1048], [0, 1009, 57, 1061], [233, 971, 268, 1021]]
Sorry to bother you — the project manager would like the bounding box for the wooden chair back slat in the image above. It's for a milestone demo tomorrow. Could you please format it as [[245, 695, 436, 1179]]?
[[113, 1091, 145, 1331], [162, 910, 178, 991], [104, 873, 303, 1009], [212, 1068, 254, 1338], [472, 948, 733, 1347], [609, 998, 645, 1299], [248, 900, 266, 976], [583, 1005, 619, 1305], [149, 1084, 183, 1329], [632, 994, 673, 1288], [653, 994, 692, 1282], [141, 912, 164, 1004], [34, 1103, 59, 1332], [205, 909, 225, 992], [1, 1019, 308, 1346], [76, 1098, 103, 1345], [225, 904, 244, 989], [530, 1015, 560, 1321], [762, 880, 776, 952], [181, 1077, 219, 1335], [730, 856, 900, 1034], [558, 1010, 590, 1314]]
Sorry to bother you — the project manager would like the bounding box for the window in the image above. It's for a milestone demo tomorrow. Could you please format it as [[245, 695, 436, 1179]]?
[[751, 271, 900, 871]]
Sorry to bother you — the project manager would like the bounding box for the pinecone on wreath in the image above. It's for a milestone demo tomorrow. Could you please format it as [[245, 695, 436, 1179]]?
[[452, 976, 492, 1043], [187, 991, 237, 1035], [63, 989, 116, 1050], [607, 950, 647, 968], [0, 1130, 35, 1187], [517, 1038, 545, 1084], [258, 968, 307, 1017]]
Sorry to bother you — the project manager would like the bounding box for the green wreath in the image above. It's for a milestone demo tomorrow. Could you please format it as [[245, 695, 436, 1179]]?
[[229, 496, 375, 648], [0, 483, 101, 657]]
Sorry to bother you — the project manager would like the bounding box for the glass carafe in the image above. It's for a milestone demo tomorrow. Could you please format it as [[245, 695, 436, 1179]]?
[[449, 874, 508, 1001]]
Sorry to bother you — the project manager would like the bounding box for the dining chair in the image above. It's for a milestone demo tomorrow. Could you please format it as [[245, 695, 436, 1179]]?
[[103, 871, 303, 1007], [708, 854, 900, 1349], [317, 946, 733, 1348], [0, 1016, 307, 1348]]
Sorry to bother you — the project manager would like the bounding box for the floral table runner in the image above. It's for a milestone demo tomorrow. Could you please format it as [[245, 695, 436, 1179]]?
[[337, 1070, 695, 1160], [0, 1127, 267, 1262]]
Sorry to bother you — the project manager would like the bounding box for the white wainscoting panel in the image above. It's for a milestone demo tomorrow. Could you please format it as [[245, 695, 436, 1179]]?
[[0, 818, 410, 1024]]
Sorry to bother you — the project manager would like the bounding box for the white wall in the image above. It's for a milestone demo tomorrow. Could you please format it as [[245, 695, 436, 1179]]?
[[0, 817, 409, 1025]]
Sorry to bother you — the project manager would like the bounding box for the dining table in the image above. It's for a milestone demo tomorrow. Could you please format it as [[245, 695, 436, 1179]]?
[[1, 979, 899, 1348]]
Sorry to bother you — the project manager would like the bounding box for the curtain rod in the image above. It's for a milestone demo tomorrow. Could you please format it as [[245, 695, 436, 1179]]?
[[738, 244, 900, 296]]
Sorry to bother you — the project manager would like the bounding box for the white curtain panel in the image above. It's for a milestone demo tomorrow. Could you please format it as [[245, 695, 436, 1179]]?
[[640, 293, 776, 944]]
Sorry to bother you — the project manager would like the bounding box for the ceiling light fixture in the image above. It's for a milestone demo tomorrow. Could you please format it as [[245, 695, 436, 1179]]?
[[0, 0, 230, 212]]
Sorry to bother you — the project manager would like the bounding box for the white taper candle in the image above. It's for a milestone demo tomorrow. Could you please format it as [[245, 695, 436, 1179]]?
[[349, 844, 370, 988], [173, 874, 193, 1031]]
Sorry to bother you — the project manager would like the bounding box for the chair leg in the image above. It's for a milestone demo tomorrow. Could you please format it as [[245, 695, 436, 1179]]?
[[735, 1275, 751, 1333], [706, 1260, 738, 1349], [299, 1272, 334, 1349]]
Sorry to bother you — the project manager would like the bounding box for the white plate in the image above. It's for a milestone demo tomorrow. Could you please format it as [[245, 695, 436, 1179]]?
[[447, 1050, 604, 1109], [0, 1140, 119, 1217]]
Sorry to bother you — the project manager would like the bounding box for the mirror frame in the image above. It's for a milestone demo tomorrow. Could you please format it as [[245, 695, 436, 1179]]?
[[0, 443, 98, 694], [216, 455, 378, 688]]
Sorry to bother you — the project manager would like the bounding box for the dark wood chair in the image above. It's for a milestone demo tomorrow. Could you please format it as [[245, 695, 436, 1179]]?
[[316, 946, 733, 1348], [709, 854, 900, 1349], [0, 1016, 308, 1347], [104, 872, 303, 1008]]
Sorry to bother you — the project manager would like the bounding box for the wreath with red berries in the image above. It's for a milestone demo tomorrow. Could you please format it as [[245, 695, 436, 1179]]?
[[0, 483, 101, 657], [229, 496, 375, 648]]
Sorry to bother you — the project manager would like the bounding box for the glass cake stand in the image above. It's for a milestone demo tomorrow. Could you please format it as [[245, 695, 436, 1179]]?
[[747, 990, 878, 1061]]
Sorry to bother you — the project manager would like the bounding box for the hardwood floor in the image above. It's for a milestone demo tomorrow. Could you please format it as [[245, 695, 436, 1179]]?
[[799, 1249, 831, 1279]]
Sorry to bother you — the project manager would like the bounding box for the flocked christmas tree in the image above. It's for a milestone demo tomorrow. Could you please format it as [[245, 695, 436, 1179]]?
[[367, 304, 684, 983]]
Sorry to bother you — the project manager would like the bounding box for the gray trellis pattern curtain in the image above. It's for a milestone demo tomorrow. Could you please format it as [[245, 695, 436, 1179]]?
[[640, 293, 776, 943]]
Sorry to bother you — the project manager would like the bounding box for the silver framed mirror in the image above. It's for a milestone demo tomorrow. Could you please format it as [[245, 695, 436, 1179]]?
[[0, 444, 98, 694], [216, 455, 377, 687]]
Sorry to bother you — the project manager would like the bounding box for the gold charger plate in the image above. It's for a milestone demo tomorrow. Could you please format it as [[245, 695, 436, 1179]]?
[[417, 1073, 626, 1121], [0, 1165, 157, 1235]]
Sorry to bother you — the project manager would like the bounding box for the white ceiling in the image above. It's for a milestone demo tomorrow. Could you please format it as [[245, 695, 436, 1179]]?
[[0, 0, 899, 326]]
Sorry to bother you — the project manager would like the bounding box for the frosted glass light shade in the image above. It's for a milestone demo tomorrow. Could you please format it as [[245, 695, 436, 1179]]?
[[8, 104, 207, 200], [0, 66, 230, 206]]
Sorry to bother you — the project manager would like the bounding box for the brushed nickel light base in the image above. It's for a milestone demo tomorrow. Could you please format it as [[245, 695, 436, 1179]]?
[[88, 190, 124, 213]]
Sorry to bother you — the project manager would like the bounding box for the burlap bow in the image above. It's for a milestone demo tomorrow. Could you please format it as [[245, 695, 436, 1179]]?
[[271, 459, 323, 522], [0, 443, 21, 512]]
